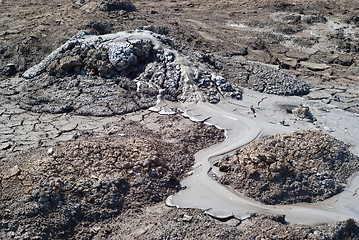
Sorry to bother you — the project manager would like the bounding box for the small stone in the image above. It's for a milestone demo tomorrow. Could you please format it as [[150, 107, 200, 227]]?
[[182, 214, 193, 222], [280, 119, 290, 126], [224, 218, 241, 227], [4, 63, 17, 76], [48, 147, 54, 155], [297, 106, 311, 119], [0, 142, 11, 150], [278, 56, 297, 69], [300, 61, 331, 71], [230, 47, 248, 56], [98, 0, 137, 12], [2, 165, 21, 179]]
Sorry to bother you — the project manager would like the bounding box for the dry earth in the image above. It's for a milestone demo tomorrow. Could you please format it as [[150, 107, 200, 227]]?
[[1, 0, 359, 239], [0, 112, 225, 239]]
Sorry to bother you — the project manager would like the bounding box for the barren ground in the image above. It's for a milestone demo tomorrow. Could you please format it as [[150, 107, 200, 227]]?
[[1, 0, 359, 239]]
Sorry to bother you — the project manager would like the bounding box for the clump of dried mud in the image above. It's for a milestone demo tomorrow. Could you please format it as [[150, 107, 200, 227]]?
[[217, 130, 359, 205]]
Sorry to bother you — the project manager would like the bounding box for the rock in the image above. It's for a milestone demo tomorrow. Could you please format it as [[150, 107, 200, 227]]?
[[87, 21, 114, 35], [0, 142, 11, 150], [334, 54, 354, 66], [285, 49, 310, 61], [230, 46, 248, 56], [2, 165, 21, 179], [182, 214, 193, 222], [48, 147, 54, 155], [3, 63, 17, 76], [278, 56, 297, 69], [98, 0, 136, 12], [304, 15, 327, 25], [224, 218, 241, 227], [296, 105, 312, 119], [300, 61, 331, 71]]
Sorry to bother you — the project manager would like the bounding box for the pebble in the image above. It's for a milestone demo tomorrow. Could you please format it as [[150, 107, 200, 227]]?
[[182, 214, 193, 222], [47, 147, 54, 155]]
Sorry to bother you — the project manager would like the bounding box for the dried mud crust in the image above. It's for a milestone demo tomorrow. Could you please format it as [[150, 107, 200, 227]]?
[[99, 207, 359, 240], [0, 117, 224, 239], [16, 75, 159, 117], [216, 130, 359, 205]]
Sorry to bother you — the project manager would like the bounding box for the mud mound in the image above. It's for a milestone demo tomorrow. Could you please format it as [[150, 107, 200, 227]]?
[[220, 58, 310, 96], [19, 30, 242, 114], [16, 30, 312, 118], [0, 122, 224, 239], [216, 130, 359, 205], [243, 61, 310, 96]]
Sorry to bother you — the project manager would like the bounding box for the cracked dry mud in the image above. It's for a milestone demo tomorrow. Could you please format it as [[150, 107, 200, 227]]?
[[1, 0, 359, 239], [0, 112, 225, 239]]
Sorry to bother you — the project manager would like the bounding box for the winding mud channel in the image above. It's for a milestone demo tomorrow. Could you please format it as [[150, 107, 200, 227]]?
[[162, 90, 359, 226]]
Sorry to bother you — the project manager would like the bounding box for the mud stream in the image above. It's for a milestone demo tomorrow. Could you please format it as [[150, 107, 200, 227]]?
[[160, 90, 359, 226]]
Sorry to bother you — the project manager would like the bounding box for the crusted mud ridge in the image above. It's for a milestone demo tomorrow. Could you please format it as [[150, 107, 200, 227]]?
[[217, 130, 359, 205]]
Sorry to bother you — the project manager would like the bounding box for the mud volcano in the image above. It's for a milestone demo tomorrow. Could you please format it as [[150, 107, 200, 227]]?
[[14, 30, 310, 118], [18, 30, 243, 116], [216, 130, 359, 205]]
